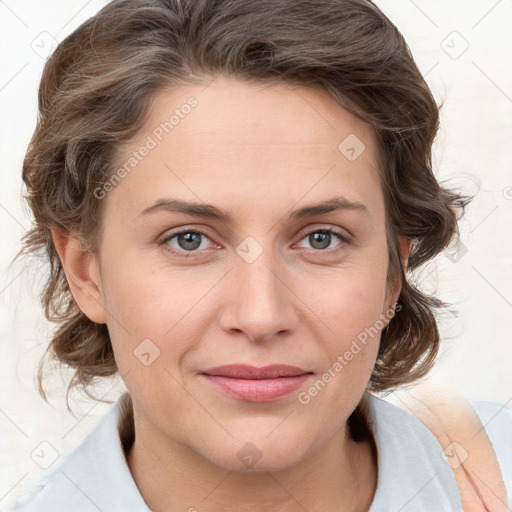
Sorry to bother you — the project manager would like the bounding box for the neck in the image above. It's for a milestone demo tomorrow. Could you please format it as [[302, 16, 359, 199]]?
[[121, 394, 377, 512]]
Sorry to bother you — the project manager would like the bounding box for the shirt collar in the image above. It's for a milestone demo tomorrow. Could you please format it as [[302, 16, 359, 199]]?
[[113, 391, 462, 511], [16, 391, 462, 512]]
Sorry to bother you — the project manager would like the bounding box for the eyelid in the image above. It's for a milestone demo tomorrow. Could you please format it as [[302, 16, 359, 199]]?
[[294, 223, 352, 243], [159, 227, 218, 255], [159, 223, 352, 257], [292, 225, 352, 255]]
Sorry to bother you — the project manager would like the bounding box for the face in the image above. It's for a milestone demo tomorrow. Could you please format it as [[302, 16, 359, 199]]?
[[69, 75, 405, 472]]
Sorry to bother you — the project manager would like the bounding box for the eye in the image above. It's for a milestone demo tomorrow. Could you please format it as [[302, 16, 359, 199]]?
[[295, 227, 350, 253], [160, 229, 216, 258], [159, 226, 351, 259]]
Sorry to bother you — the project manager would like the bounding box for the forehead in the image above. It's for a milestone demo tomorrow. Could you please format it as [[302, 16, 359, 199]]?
[[106, 75, 383, 223], [135, 75, 378, 148]]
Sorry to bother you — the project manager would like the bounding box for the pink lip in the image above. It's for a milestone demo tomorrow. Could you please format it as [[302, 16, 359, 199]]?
[[199, 364, 313, 402]]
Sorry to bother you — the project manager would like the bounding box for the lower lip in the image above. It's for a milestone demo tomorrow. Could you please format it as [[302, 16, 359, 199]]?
[[200, 374, 313, 402]]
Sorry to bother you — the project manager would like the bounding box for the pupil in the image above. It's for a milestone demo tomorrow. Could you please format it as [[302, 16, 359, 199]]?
[[311, 231, 330, 249], [179, 232, 201, 250]]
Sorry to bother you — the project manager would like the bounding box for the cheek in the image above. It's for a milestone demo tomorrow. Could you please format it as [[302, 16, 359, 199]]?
[[100, 257, 213, 374], [101, 233, 389, 372], [307, 267, 388, 378], [297, 289, 384, 427], [308, 262, 388, 331], [101, 248, 177, 329], [98, 257, 168, 359]]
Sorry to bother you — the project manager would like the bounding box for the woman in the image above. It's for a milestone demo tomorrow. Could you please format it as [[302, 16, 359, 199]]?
[[7, 0, 511, 511]]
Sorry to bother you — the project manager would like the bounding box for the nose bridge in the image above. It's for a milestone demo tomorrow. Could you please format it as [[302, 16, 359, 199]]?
[[222, 234, 296, 340]]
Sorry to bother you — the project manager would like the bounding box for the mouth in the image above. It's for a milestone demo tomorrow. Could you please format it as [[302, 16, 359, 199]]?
[[200, 364, 312, 379], [199, 364, 314, 402]]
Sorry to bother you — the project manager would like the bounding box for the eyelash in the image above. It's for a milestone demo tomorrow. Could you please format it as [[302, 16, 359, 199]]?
[[159, 226, 351, 259]]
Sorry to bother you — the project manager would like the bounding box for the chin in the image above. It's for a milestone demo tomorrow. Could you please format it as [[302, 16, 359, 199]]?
[[200, 430, 313, 474]]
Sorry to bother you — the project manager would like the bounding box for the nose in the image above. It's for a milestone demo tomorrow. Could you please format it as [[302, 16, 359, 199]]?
[[218, 243, 299, 343]]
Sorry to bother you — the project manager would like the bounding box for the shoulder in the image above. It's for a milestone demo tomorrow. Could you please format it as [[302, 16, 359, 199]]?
[[365, 392, 512, 511], [365, 393, 464, 512], [4, 393, 149, 512], [468, 397, 512, 502]]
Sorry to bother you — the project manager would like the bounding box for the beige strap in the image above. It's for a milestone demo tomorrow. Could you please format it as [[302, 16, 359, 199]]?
[[395, 387, 508, 512]]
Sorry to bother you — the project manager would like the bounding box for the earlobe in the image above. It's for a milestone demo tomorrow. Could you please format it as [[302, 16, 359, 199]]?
[[51, 225, 107, 324], [383, 236, 413, 322], [399, 236, 413, 270]]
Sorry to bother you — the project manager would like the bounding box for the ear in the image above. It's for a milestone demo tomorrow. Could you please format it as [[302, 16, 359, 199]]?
[[398, 236, 413, 270], [384, 236, 413, 317], [51, 225, 107, 324]]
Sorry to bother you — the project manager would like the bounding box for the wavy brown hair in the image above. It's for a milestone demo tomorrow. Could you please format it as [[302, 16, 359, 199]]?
[[14, 0, 473, 429]]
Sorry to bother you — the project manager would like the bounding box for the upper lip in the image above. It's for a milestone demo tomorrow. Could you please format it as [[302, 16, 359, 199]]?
[[199, 364, 312, 379]]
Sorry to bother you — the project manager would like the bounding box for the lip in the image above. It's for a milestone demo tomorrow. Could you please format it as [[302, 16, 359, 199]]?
[[199, 364, 312, 379], [199, 364, 314, 402]]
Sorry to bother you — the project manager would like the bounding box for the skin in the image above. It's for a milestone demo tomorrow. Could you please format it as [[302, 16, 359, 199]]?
[[52, 75, 411, 512]]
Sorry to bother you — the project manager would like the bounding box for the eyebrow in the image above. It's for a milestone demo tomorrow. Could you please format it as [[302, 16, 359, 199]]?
[[137, 195, 370, 222]]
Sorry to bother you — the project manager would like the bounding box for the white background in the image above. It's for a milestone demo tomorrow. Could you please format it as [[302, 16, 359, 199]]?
[[1, 0, 511, 508]]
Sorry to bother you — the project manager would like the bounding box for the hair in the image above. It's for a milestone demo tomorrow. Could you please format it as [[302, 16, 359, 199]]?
[[14, 0, 474, 439]]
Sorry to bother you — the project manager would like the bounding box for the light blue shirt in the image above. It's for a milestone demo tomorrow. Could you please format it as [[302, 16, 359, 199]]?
[[6, 392, 512, 511]]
